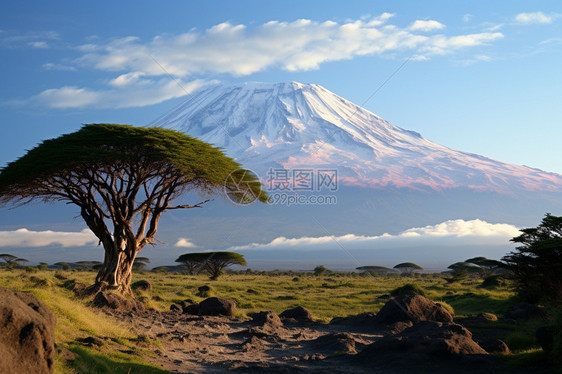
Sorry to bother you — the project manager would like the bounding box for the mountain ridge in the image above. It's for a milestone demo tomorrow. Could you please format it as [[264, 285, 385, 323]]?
[[153, 81, 562, 193]]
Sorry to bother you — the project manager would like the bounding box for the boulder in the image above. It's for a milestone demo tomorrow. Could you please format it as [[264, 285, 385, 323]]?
[[279, 306, 313, 321], [198, 297, 236, 316], [358, 321, 487, 363], [92, 291, 145, 312], [131, 280, 152, 292], [0, 287, 56, 374], [476, 338, 510, 354], [251, 311, 283, 330], [183, 303, 200, 315], [373, 292, 453, 325], [169, 303, 183, 313]]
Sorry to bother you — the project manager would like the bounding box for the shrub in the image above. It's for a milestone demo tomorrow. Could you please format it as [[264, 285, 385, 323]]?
[[390, 283, 427, 297], [505, 331, 538, 351], [480, 275, 502, 288]]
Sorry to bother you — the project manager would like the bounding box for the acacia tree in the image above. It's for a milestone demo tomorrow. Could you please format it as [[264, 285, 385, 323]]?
[[393, 262, 423, 274], [0, 124, 266, 295], [176, 251, 247, 280], [0, 253, 28, 268]]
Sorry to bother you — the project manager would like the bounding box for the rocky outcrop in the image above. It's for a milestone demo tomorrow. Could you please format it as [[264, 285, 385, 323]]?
[[358, 321, 486, 363], [0, 287, 56, 374], [373, 292, 453, 325]]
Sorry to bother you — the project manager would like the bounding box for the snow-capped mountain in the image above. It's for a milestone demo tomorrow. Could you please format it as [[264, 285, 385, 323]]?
[[153, 81, 562, 193]]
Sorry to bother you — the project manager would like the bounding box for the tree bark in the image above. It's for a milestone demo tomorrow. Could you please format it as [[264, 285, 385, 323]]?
[[91, 246, 137, 296]]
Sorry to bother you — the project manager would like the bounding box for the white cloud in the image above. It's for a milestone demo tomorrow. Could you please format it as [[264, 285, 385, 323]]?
[[35, 78, 211, 109], [42, 63, 77, 71], [463, 14, 473, 23], [36, 15, 504, 109], [514, 12, 558, 25], [228, 219, 520, 251], [28, 41, 48, 49], [175, 237, 197, 248], [409, 20, 445, 32], [0, 228, 97, 247]]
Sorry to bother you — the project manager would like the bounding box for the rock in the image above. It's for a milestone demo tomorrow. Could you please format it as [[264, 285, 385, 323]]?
[[478, 312, 498, 322], [92, 291, 145, 312], [373, 292, 453, 325], [183, 303, 200, 315], [0, 287, 56, 374], [170, 303, 183, 313], [476, 338, 510, 354], [313, 332, 357, 354], [198, 297, 236, 317], [505, 302, 542, 320], [280, 306, 313, 321], [251, 311, 283, 330], [358, 321, 487, 363], [242, 335, 266, 351], [61, 279, 87, 295], [330, 312, 376, 326], [536, 325, 555, 353], [196, 285, 211, 297], [77, 336, 104, 347], [58, 347, 80, 361], [131, 280, 152, 292]]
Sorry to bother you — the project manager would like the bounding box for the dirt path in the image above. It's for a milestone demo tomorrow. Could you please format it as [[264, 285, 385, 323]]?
[[104, 308, 381, 373]]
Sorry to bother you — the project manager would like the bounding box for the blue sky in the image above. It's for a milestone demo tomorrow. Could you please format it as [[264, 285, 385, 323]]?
[[1, 1, 561, 173], [0, 1, 561, 267]]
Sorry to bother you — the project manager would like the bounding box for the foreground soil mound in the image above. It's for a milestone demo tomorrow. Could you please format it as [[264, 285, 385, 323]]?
[[0, 287, 56, 374], [359, 321, 486, 359]]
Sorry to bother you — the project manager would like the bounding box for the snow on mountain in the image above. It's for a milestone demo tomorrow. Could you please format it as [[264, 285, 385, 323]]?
[[153, 81, 562, 193]]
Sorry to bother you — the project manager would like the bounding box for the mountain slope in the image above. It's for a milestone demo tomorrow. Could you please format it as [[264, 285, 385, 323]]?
[[153, 81, 562, 193]]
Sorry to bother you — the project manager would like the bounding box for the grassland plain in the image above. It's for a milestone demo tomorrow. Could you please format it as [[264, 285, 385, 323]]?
[[0, 268, 550, 373]]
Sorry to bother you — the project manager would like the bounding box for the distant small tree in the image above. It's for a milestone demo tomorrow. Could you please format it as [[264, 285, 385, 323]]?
[[465, 256, 502, 275], [356, 266, 396, 275], [0, 254, 28, 268], [176, 252, 247, 280], [133, 257, 150, 271], [54, 262, 71, 270], [502, 213, 562, 303], [37, 262, 49, 270], [313, 265, 329, 276], [393, 262, 423, 274]]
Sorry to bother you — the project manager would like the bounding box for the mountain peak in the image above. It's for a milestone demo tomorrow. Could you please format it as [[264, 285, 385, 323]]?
[[154, 81, 562, 193]]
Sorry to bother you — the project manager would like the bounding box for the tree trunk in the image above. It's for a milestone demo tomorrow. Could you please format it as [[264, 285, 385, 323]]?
[[92, 246, 136, 296]]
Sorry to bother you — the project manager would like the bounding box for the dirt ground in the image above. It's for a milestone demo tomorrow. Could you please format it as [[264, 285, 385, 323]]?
[[95, 307, 539, 374]]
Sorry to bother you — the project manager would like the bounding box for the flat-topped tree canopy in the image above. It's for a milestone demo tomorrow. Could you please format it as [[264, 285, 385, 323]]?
[[393, 262, 423, 273], [176, 251, 247, 280], [0, 123, 267, 204], [0, 124, 266, 294]]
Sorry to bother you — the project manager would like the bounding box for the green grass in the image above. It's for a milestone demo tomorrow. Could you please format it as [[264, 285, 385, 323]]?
[[0, 268, 533, 373]]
